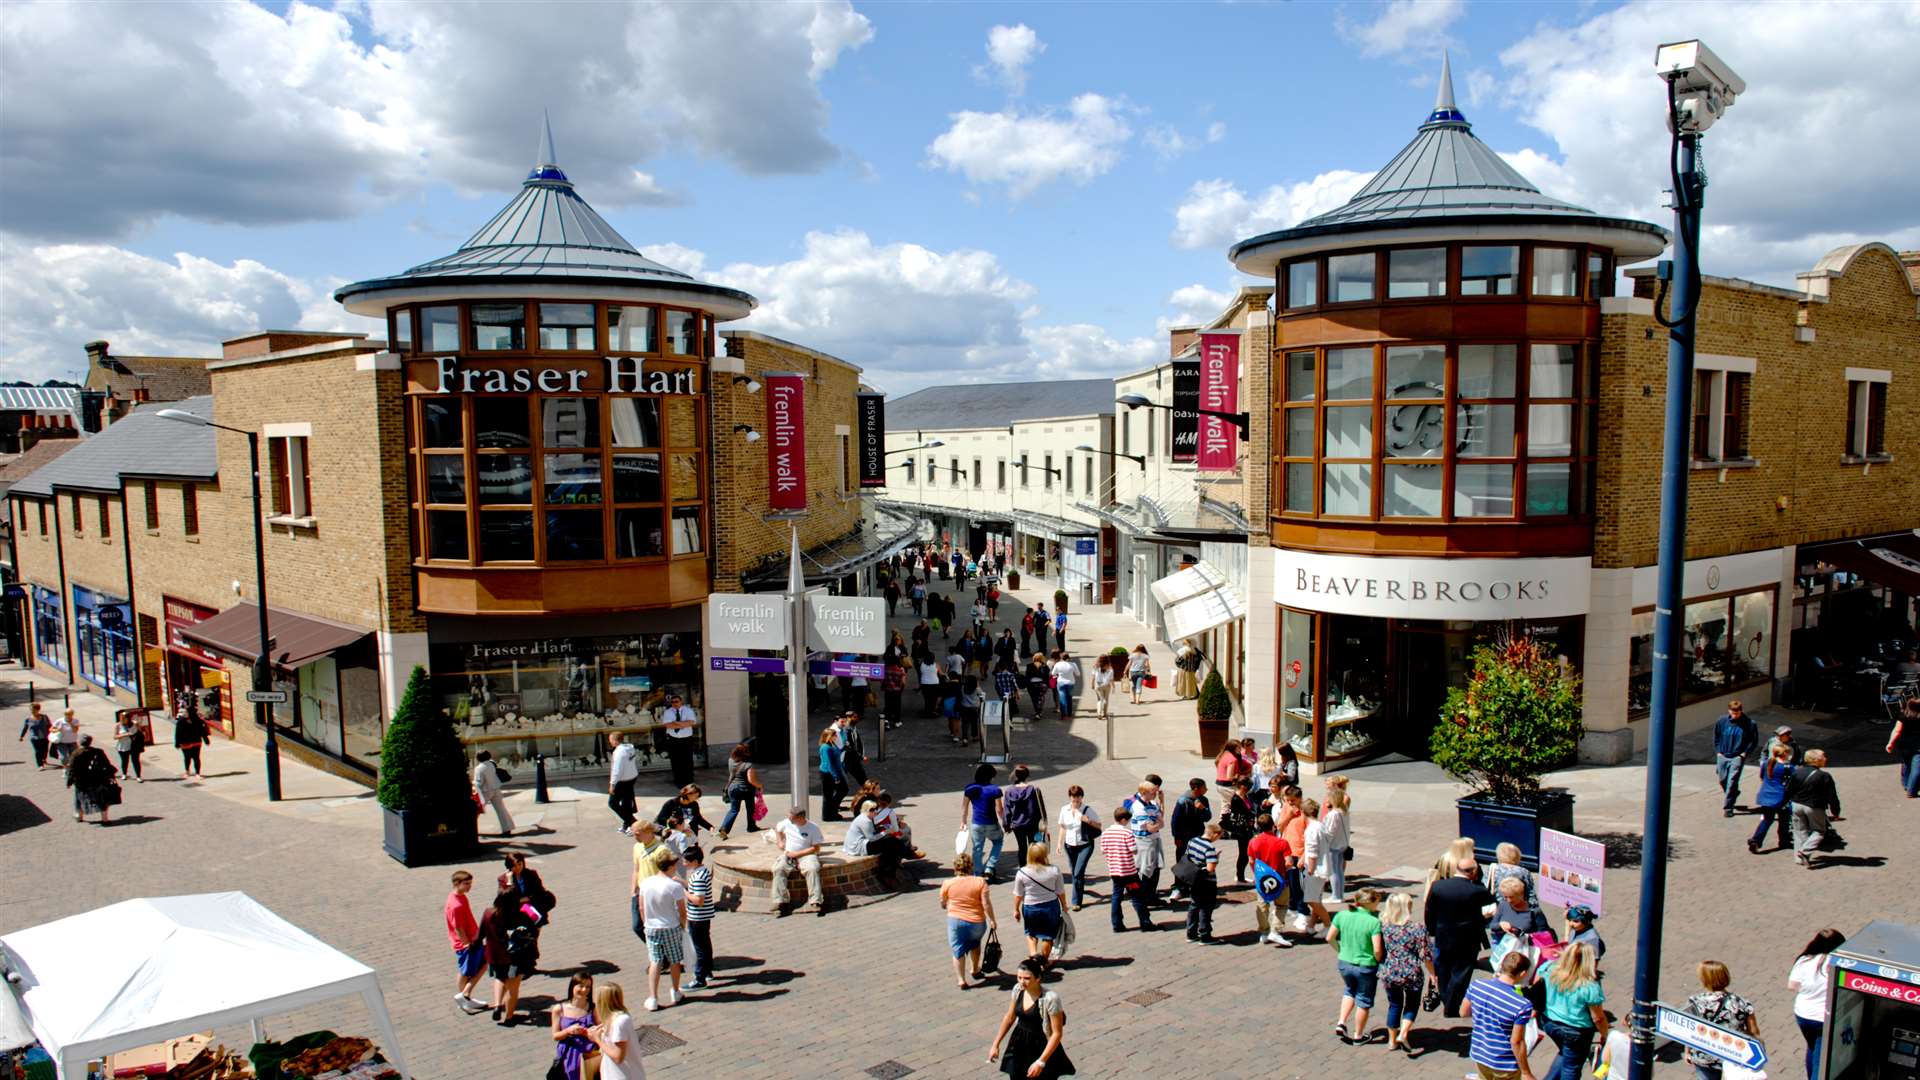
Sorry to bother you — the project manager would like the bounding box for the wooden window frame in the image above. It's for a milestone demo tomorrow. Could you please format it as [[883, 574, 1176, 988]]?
[[182, 484, 199, 536], [143, 480, 159, 530]]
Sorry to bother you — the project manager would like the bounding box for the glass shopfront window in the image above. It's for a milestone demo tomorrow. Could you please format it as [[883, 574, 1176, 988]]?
[[1280, 608, 1315, 756], [1628, 586, 1777, 716], [1322, 615, 1386, 759], [33, 586, 65, 671], [432, 631, 704, 779], [72, 586, 137, 693]]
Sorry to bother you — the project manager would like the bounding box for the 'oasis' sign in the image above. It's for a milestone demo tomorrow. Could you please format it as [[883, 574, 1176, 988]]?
[[428, 356, 699, 395]]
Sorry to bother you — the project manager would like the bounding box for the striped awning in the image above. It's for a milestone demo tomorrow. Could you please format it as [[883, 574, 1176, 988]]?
[[1150, 561, 1246, 641]]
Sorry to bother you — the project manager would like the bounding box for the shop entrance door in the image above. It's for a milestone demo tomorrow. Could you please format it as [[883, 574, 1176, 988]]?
[[1393, 623, 1463, 759]]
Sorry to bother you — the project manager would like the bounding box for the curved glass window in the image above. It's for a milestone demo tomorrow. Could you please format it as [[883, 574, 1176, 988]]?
[[1387, 248, 1446, 298], [1460, 247, 1519, 295], [1328, 254, 1376, 303]]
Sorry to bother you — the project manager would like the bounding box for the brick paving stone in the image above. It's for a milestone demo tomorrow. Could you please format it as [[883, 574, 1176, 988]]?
[[2, 576, 1914, 1078]]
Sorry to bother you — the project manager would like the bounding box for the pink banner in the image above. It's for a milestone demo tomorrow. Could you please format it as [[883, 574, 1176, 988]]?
[[1537, 827, 1606, 915], [766, 373, 807, 511], [1196, 329, 1239, 471]]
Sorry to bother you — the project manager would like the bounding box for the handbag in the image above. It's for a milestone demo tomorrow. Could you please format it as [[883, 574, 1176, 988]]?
[[1342, 845, 1355, 861], [494, 764, 513, 784], [981, 928, 1002, 972], [103, 782, 124, 807], [547, 1060, 568, 1080], [1421, 981, 1442, 1014]]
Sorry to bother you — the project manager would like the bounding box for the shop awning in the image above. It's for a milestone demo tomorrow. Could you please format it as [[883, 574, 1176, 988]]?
[[179, 602, 369, 668], [1809, 531, 1920, 595], [1150, 560, 1246, 641]]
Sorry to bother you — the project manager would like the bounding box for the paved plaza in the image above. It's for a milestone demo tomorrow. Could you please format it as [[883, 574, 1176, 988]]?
[[3, 578, 1913, 1078]]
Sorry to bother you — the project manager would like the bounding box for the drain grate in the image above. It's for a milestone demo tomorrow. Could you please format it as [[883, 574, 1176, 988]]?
[[634, 1025, 687, 1056], [1125, 988, 1171, 1006], [865, 1062, 916, 1079]]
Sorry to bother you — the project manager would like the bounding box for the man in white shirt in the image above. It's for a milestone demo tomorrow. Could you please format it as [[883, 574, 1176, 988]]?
[[1051, 653, 1082, 719], [658, 694, 699, 787], [472, 750, 513, 836], [638, 850, 688, 1011], [607, 731, 640, 833], [772, 806, 827, 917]]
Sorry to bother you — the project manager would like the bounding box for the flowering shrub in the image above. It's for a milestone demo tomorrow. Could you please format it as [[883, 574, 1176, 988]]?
[[1430, 637, 1583, 804]]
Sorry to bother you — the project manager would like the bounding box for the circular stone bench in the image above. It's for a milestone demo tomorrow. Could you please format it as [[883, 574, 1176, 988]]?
[[707, 823, 921, 914]]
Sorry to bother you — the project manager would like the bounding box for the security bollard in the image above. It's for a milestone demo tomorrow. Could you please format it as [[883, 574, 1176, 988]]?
[[534, 752, 551, 804]]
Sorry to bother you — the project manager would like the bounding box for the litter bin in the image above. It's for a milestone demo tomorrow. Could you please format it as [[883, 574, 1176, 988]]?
[[1080, 582, 1094, 607]]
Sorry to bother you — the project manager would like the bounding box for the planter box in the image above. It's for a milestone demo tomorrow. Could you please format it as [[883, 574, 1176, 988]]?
[[1456, 790, 1574, 870], [382, 805, 478, 867], [1197, 718, 1231, 758]]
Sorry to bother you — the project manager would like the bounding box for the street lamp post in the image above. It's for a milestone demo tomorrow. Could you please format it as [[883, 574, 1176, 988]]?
[[1629, 41, 1744, 1080], [1115, 394, 1250, 439], [157, 409, 282, 802]]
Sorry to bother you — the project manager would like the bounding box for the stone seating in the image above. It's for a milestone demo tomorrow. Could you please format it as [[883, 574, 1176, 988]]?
[[706, 821, 919, 914]]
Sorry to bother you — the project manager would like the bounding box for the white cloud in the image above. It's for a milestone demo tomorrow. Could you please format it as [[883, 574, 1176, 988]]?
[[0, 0, 873, 239], [1144, 120, 1227, 160], [1170, 172, 1373, 250], [928, 93, 1132, 198], [975, 23, 1046, 95], [0, 239, 378, 381], [639, 243, 710, 279], [1164, 283, 1236, 327], [1491, 0, 1920, 287], [1336, 0, 1466, 58]]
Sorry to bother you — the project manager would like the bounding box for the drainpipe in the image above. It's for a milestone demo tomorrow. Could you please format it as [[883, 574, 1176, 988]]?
[[118, 485, 144, 707], [49, 494, 74, 682]]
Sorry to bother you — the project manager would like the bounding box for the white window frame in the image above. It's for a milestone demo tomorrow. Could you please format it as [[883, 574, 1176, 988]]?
[[1693, 355, 1755, 463], [1845, 368, 1892, 459]]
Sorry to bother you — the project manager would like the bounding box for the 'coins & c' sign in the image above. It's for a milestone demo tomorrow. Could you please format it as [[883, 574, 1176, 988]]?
[[1196, 329, 1239, 471], [766, 372, 807, 511]]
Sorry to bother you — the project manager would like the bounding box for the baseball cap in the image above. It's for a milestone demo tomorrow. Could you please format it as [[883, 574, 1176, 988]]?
[[1567, 905, 1597, 923], [1774, 724, 1793, 735]]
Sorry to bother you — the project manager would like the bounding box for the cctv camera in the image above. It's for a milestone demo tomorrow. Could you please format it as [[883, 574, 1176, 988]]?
[[1654, 40, 1744, 134]]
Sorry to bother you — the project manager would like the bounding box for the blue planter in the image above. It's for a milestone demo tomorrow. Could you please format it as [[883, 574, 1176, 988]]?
[[382, 805, 478, 867], [1456, 790, 1574, 870]]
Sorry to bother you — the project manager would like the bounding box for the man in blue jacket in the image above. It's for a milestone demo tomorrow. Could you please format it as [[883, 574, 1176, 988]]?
[[1713, 699, 1759, 818]]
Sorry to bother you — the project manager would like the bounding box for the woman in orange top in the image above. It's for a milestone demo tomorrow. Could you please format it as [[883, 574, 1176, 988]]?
[[1275, 787, 1310, 924], [940, 852, 999, 989]]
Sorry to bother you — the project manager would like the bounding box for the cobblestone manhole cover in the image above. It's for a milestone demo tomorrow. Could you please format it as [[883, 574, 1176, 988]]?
[[1125, 989, 1171, 1006], [635, 1025, 687, 1056], [865, 1062, 916, 1079]]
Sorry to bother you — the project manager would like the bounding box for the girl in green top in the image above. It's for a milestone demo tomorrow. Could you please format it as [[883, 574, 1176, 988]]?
[[1327, 888, 1385, 1044], [1538, 941, 1610, 1080]]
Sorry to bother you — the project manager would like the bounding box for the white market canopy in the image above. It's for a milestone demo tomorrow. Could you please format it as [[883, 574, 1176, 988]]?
[[1, 892, 408, 1080], [1150, 560, 1247, 642]]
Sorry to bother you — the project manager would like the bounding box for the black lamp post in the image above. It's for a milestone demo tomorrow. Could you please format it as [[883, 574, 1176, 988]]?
[[1075, 442, 1145, 468], [1115, 393, 1249, 439], [157, 408, 281, 802], [886, 439, 944, 456]]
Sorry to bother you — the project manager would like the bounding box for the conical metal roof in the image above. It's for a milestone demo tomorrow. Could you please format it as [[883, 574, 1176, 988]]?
[[337, 119, 755, 318], [1229, 57, 1666, 273]]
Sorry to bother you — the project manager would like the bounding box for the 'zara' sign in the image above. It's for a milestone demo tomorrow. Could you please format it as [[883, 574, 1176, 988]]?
[[430, 356, 699, 395]]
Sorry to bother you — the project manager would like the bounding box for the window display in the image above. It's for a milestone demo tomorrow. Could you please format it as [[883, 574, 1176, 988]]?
[[1628, 587, 1776, 716], [1321, 616, 1385, 759], [1280, 608, 1315, 757], [432, 631, 704, 778]]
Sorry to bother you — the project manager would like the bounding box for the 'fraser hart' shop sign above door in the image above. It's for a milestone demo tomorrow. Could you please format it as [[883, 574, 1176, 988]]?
[[428, 356, 701, 395]]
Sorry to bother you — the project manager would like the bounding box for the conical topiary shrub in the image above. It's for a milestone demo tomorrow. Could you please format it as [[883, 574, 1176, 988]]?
[[1196, 670, 1232, 723], [378, 664, 471, 818]]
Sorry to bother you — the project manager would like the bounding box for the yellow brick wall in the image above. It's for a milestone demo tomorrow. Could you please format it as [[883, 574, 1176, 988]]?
[[710, 334, 865, 590], [1596, 245, 1919, 568]]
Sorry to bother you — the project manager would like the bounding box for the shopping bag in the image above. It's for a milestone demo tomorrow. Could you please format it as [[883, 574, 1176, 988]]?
[[1143, 675, 1158, 689], [752, 792, 769, 823], [955, 828, 970, 856]]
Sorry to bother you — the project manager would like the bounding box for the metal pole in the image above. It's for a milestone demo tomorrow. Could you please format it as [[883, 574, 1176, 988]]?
[[785, 523, 810, 816], [1629, 129, 1702, 1080], [248, 431, 282, 802]]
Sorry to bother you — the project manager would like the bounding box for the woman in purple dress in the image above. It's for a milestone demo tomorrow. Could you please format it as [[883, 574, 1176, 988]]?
[[549, 973, 597, 1078]]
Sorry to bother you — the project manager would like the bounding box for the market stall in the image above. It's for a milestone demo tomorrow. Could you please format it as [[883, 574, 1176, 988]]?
[[0, 893, 408, 1080]]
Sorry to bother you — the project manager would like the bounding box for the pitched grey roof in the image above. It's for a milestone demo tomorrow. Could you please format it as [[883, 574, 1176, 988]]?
[[1230, 57, 1666, 266], [10, 397, 215, 497], [335, 121, 755, 315], [885, 379, 1115, 432]]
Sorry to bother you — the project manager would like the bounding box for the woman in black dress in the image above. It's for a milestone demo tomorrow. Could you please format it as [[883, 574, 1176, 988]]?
[[987, 957, 1074, 1078], [66, 734, 118, 824]]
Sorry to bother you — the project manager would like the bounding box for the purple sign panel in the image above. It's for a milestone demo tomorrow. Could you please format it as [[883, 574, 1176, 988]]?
[[709, 656, 788, 675], [1538, 827, 1606, 915], [809, 660, 886, 679]]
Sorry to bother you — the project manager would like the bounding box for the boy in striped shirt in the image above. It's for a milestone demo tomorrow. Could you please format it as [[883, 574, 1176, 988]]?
[[684, 846, 716, 989], [1182, 823, 1223, 942], [1100, 807, 1154, 933]]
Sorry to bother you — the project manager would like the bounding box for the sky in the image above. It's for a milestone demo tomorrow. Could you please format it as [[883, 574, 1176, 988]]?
[[2, 0, 1915, 395]]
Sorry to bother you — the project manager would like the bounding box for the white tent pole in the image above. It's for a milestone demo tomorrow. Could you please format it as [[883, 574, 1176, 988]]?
[[250, 1019, 264, 1045], [360, 983, 409, 1079]]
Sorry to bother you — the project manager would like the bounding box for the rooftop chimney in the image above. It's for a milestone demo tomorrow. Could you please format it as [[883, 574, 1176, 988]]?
[[84, 340, 110, 367]]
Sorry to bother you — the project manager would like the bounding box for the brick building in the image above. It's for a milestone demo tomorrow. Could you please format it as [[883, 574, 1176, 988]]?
[[1232, 65, 1919, 769], [7, 130, 901, 784]]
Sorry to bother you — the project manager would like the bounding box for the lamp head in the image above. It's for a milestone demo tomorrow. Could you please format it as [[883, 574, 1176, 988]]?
[[154, 408, 211, 427], [732, 375, 762, 394], [1117, 394, 1150, 410], [924, 439, 945, 449], [732, 424, 761, 443], [1074, 443, 1095, 453]]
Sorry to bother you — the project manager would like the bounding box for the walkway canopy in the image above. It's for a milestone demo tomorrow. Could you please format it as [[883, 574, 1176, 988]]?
[[1, 892, 407, 1079]]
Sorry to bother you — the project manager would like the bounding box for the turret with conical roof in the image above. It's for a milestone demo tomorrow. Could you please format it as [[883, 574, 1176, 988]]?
[[1229, 58, 1666, 275], [336, 119, 755, 319]]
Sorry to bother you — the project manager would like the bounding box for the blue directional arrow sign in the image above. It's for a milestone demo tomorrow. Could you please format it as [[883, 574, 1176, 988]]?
[[1655, 1003, 1768, 1070]]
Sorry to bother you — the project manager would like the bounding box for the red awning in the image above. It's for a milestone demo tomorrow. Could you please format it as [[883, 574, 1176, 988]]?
[[1808, 531, 1920, 596], [179, 602, 369, 668]]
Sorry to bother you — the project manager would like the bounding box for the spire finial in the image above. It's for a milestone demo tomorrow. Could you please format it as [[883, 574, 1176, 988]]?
[[1424, 51, 1469, 128], [528, 110, 569, 183]]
